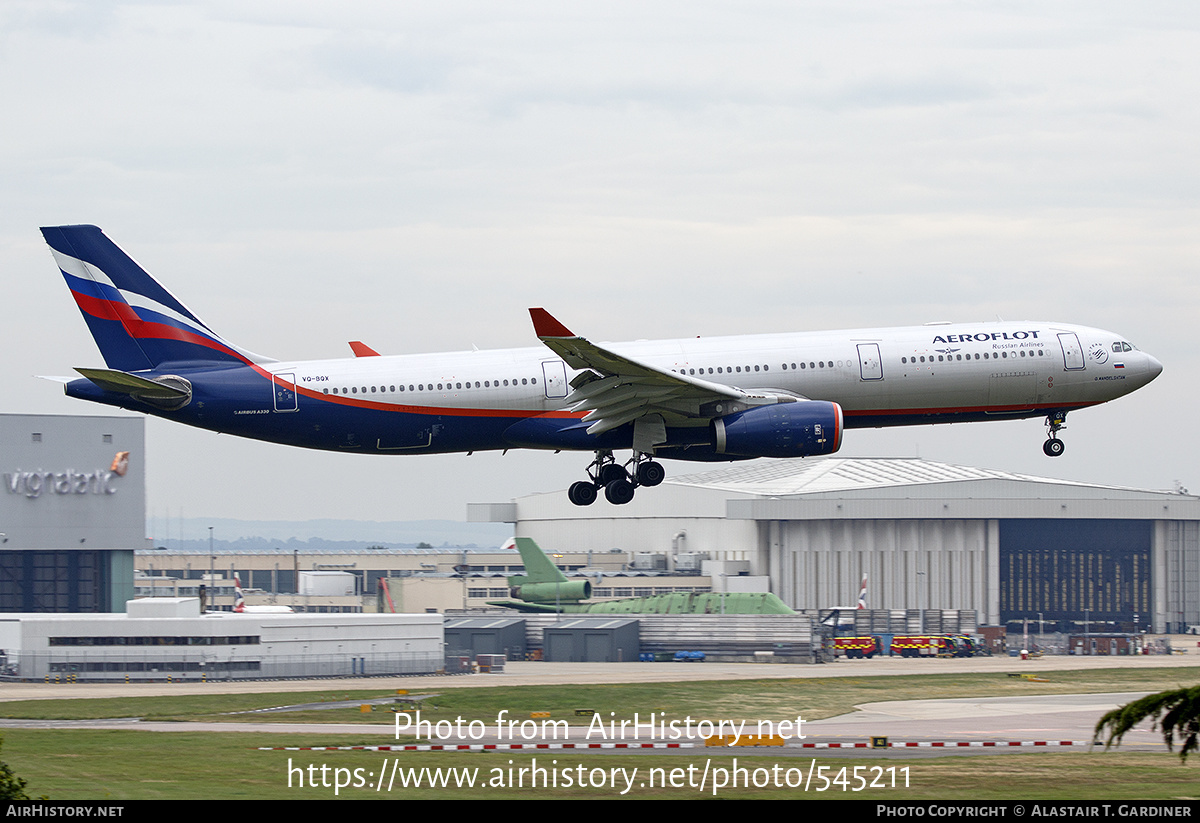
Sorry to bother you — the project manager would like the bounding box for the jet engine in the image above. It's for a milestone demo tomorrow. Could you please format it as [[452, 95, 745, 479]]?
[[511, 580, 592, 604], [713, 400, 843, 458]]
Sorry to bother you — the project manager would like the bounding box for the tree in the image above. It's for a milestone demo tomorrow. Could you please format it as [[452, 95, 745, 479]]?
[[1094, 685, 1200, 763], [0, 736, 32, 800]]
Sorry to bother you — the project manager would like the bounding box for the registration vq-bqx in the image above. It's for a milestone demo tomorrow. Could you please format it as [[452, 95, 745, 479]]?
[[41, 225, 1162, 506]]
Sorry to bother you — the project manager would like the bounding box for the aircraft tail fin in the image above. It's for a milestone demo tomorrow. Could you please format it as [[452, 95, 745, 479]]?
[[858, 573, 868, 609], [233, 575, 245, 613], [507, 537, 569, 585], [41, 225, 273, 371]]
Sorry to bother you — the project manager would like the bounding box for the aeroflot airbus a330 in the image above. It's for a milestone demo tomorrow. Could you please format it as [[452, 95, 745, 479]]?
[[41, 225, 1163, 506]]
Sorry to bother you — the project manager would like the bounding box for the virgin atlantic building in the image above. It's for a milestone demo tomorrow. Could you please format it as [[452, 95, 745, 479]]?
[[0, 414, 141, 612]]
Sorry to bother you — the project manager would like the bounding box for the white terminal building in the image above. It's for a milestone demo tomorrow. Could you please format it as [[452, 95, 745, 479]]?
[[0, 597, 442, 681], [470, 458, 1200, 634]]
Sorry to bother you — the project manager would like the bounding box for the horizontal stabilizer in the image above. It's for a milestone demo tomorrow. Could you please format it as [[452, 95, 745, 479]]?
[[76, 368, 188, 398], [75, 368, 191, 401]]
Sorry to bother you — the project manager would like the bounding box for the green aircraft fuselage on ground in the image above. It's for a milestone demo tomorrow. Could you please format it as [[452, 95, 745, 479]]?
[[487, 537, 795, 615]]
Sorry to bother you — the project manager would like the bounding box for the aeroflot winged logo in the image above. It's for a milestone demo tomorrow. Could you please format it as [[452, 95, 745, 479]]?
[[3, 453, 128, 499]]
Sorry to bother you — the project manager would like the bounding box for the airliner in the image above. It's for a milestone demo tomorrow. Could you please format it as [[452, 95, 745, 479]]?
[[822, 574, 869, 629], [40, 225, 1163, 506]]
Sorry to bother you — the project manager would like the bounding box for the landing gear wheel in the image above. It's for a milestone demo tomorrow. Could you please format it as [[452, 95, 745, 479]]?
[[598, 463, 628, 486], [1043, 438, 1065, 457], [604, 478, 635, 505], [635, 460, 666, 487], [568, 481, 598, 506]]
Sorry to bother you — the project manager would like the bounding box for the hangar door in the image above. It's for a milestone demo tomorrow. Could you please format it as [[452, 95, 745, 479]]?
[[999, 520, 1150, 625]]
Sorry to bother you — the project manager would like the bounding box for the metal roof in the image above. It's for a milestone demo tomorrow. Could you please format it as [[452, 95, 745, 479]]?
[[668, 457, 1167, 497]]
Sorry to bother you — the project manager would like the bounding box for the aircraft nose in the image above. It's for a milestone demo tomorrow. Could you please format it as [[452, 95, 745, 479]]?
[[1145, 354, 1163, 379]]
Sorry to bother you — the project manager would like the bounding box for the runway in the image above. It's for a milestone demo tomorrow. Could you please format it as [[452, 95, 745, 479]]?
[[0, 689, 1171, 758], [0, 654, 1191, 758]]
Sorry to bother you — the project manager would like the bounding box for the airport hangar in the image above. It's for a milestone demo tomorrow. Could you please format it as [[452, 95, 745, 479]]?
[[470, 457, 1200, 634]]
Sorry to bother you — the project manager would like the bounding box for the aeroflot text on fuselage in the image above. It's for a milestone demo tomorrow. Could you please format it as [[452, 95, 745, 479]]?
[[38, 224, 1163, 507], [932, 331, 1041, 343]]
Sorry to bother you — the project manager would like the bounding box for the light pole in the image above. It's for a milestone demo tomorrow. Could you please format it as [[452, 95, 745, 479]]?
[[208, 527, 215, 611]]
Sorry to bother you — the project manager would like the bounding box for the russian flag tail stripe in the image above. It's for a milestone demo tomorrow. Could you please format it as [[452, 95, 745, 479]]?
[[41, 225, 274, 371]]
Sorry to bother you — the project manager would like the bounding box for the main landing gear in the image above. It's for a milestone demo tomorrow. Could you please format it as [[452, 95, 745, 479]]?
[[1043, 412, 1067, 457], [567, 449, 666, 506]]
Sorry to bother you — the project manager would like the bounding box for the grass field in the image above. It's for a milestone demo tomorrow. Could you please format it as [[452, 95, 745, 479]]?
[[1, 666, 1197, 800], [1, 666, 1196, 724], [2, 730, 1198, 800]]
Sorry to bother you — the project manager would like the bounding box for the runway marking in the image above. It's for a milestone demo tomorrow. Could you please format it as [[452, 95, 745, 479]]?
[[258, 742, 696, 751], [258, 739, 1088, 752]]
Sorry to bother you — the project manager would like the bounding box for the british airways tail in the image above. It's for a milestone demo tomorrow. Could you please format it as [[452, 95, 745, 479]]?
[[41, 225, 273, 371]]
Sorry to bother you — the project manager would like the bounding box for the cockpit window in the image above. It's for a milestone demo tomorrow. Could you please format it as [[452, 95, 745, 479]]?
[[1122, 342, 1133, 352]]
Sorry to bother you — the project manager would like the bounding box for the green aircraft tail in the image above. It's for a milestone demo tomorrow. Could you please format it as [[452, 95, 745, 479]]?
[[507, 537, 569, 586]]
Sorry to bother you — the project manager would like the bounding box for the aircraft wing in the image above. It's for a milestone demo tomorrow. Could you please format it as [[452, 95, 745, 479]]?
[[529, 308, 795, 437]]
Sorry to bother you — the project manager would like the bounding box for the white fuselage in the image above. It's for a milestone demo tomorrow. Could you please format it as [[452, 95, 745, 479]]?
[[265, 321, 1159, 430]]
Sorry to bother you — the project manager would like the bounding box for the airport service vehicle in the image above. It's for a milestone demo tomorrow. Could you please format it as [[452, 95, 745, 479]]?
[[833, 636, 884, 659], [891, 636, 956, 658], [41, 225, 1163, 506]]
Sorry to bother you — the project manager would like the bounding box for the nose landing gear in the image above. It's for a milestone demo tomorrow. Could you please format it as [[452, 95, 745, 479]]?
[[566, 450, 666, 506], [1043, 412, 1067, 457]]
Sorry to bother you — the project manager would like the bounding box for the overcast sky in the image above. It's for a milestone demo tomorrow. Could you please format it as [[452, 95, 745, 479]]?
[[2, 2, 1197, 540]]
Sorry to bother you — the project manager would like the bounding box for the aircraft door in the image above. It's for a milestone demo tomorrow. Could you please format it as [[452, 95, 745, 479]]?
[[1057, 333, 1085, 370], [272, 372, 298, 412], [856, 343, 883, 380], [541, 360, 568, 399]]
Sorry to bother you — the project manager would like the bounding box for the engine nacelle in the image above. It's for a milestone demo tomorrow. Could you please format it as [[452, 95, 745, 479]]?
[[513, 580, 592, 604], [713, 400, 843, 458]]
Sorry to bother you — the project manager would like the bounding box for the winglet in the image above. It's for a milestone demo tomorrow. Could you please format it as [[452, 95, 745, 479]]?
[[529, 308, 575, 339], [349, 341, 381, 357]]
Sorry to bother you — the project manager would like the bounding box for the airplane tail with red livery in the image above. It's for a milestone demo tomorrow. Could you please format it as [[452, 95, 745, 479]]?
[[41, 225, 272, 371]]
